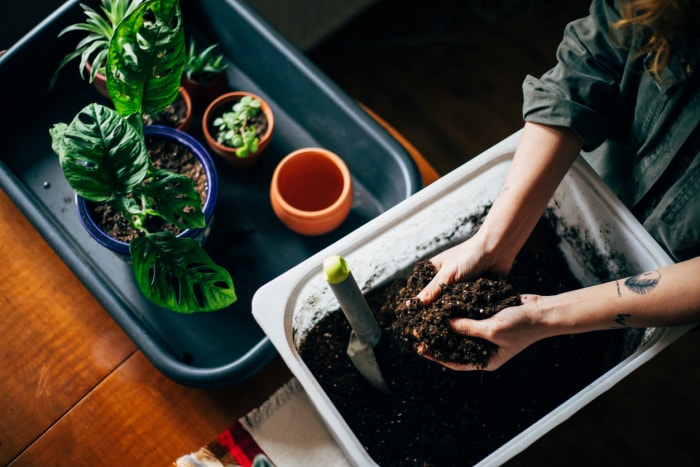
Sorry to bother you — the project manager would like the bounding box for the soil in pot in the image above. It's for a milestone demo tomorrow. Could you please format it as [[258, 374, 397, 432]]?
[[142, 90, 191, 130], [88, 135, 207, 242], [298, 209, 640, 466], [397, 273, 520, 368]]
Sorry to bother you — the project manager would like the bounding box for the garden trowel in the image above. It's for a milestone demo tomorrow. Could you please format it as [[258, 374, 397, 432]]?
[[323, 255, 390, 394]]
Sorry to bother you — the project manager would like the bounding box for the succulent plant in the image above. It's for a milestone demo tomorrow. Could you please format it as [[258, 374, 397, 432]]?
[[183, 37, 228, 85]]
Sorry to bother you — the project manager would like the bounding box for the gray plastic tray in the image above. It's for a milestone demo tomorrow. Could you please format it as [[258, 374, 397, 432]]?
[[0, 0, 422, 388]]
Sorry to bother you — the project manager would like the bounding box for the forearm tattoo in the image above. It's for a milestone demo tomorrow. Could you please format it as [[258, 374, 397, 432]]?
[[614, 313, 631, 327], [610, 271, 660, 328], [624, 270, 660, 295]]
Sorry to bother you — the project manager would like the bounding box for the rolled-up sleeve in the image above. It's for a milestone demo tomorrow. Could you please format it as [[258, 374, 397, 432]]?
[[523, 0, 627, 151]]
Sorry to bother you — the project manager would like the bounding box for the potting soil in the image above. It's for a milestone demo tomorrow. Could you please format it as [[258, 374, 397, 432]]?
[[298, 212, 640, 466]]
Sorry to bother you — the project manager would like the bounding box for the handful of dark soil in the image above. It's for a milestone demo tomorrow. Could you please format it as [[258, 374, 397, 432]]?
[[390, 260, 520, 368]]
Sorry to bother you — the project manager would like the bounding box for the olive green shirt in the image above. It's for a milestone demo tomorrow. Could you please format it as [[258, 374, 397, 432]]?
[[522, 0, 700, 262]]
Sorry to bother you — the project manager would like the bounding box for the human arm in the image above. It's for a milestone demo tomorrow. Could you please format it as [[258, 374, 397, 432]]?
[[417, 0, 625, 304], [416, 121, 583, 304], [421, 256, 700, 371]]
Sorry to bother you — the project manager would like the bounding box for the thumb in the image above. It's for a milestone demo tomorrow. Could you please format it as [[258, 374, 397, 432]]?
[[449, 317, 489, 339], [416, 272, 449, 304]]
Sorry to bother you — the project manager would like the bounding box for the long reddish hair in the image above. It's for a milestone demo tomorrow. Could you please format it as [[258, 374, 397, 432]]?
[[612, 0, 697, 76]]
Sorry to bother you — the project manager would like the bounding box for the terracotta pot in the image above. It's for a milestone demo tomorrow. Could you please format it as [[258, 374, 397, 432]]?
[[270, 147, 353, 236], [85, 62, 109, 99], [141, 86, 193, 132], [181, 72, 229, 112], [85, 65, 192, 133], [76, 125, 218, 256], [175, 86, 193, 132], [202, 91, 275, 169]]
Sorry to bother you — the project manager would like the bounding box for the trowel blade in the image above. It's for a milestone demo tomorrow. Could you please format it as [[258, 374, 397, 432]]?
[[347, 331, 390, 394]]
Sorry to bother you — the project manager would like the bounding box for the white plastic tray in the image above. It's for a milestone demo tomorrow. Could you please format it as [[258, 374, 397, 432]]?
[[252, 130, 693, 466]]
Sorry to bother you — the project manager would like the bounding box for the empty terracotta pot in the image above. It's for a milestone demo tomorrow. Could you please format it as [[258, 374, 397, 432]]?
[[270, 148, 353, 236]]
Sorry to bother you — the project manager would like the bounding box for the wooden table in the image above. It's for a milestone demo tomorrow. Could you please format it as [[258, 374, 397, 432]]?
[[0, 184, 290, 465], [0, 111, 438, 466]]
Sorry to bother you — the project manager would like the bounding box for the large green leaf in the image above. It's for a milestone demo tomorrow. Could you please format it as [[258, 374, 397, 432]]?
[[49, 103, 149, 201], [137, 168, 205, 229], [131, 233, 236, 313], [107, 0, 185, 117]]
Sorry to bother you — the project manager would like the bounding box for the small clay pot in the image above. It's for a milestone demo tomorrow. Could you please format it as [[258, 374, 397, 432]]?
[[175, 86, 193, 132], [142, 86, 193, 132], [85, 62, 109, 99], [181, 72, 229, 111], [86, 66, 192, 133], [202, 91, 274, 169], [270, 148, 353, 236]]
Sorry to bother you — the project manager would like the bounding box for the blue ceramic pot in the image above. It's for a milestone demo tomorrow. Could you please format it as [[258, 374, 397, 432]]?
[[76, 125, 219, 256]]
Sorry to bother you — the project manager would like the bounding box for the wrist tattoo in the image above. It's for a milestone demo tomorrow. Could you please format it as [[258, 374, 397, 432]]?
[[624, 270, 660, 295], [616, 280, 621, 297], [614, 313, 631, 327]]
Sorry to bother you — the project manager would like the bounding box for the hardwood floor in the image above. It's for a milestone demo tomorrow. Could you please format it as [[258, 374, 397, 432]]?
[[308, 1, 700, 465]]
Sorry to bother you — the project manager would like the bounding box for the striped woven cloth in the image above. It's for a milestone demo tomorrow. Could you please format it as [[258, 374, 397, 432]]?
[[174, 378, 351, 467]]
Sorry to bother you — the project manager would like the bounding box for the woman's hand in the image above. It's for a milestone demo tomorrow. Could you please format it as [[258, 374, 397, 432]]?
[[415, 232, 513, 305], [418, 257, 700, 371], [418, 294, 548, 371], [417, 123, 583, 307]]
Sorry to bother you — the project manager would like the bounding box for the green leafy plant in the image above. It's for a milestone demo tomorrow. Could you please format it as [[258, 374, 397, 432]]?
[[51, 0, 144, 88], [213, 95, 263, 158], [49, 0, 236, 313], [184, 37, 228, 85]]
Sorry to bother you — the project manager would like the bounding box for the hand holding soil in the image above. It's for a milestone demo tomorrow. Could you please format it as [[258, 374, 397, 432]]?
[[392, 261, 521, 369]]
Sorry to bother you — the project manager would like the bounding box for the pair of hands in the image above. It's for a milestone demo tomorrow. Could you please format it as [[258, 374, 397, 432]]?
[[414, 238, 548, 371], [411, 124, 586, 371]]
